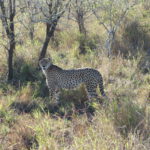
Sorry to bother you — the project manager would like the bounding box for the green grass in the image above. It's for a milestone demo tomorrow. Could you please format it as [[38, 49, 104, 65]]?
[[0, 2, 150, 149], [0, 51, 149, 149]]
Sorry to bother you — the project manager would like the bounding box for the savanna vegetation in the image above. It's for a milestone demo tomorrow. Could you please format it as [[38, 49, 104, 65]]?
[[0, 0, 150, 149]]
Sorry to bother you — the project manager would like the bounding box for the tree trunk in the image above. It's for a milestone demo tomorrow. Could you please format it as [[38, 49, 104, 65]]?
[[39, 35, 51, 61], [29, 17, 34, 41], [29, 26, 34, 41], [77, 12, 86, 36], [39, 22, 57, 61], [0, 0, 16, 82], [105, 31, 115, 57], [7, 42, 14, 81], [7, 22, 15, 81], [76, 9, 87, 54], [79, 36, 86, 55]]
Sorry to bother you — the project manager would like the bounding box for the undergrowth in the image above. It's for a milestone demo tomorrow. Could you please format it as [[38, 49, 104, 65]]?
[[0, 51, 149, 150], [0, 2, 150, 149]]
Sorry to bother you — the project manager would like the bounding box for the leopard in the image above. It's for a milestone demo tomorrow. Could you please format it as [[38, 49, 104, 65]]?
[[39, 57, 107, 104]]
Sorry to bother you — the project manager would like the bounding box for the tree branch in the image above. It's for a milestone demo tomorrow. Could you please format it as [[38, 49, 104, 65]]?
[[0, 0, 10, 37]]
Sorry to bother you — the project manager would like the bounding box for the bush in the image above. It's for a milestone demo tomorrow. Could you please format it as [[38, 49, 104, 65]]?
[[112, 98, 146, 137], [113, 20, 150, 57], [77, 34, 103, 54], [138, 55, 150, 74], [122, 21, 150, 55], [13, 56, 40, 85], [32, 81, 49, 98]]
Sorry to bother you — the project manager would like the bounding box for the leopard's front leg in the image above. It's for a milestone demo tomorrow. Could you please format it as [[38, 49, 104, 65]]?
[[49, 87, 60, 105], [49, 88, 55, 100]]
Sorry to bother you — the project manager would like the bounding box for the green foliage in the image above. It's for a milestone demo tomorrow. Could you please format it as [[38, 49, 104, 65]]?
[[77, 34, 102, 54], [0, 107, 16, 126], [32, 81, 48, 98], [112, 98, 146, 136], [123, 20, 150, 52], [13, 57, 39, 83], [0, 1, 150, 149], [113, 19, 150, 57], [138, 55, 150, 73], [0, 52, 150, 149]]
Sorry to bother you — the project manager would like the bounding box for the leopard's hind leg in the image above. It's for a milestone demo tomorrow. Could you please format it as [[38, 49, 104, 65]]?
[[85, 83, 99, 102]]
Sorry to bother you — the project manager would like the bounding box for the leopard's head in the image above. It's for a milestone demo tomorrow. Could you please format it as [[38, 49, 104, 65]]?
[[39, 58, 52, 71]]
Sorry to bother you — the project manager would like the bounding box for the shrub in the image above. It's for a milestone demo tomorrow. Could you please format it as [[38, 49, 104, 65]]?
[[113, 20, 150, 57], [77, 34, 103, 54], [112, 98, 146, 137], [122, 20, 150, 55], [12, 56, 43, 87]]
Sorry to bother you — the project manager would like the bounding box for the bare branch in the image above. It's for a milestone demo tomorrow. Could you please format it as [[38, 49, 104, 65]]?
[[114, 2, 136, 32], [92, 8, 109, 32], [0, 0, 10, 37], [88, 0, 140, 56]]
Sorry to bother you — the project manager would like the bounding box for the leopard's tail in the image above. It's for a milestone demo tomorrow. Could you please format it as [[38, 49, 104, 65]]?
[[98, 75, 107, 97]]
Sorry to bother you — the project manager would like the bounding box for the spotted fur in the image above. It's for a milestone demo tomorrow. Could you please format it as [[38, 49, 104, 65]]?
[[39, 58, 107, 103]]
